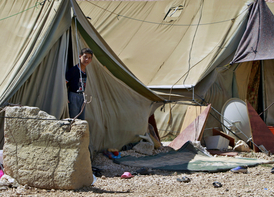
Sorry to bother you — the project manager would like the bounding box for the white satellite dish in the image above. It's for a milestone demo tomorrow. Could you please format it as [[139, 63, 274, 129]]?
[[221, 98, 252, 142]]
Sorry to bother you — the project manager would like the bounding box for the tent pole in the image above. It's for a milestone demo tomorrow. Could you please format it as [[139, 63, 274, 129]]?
[[261, 60, 266, 122], [192, 86, 194, 101]]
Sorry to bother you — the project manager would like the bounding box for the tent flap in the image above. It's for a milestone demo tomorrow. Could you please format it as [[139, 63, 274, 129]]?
[[231, 0, 274, 64], [0, 0, 163, 153]]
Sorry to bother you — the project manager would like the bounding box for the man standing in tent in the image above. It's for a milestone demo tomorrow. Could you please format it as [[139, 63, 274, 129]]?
[[66, 48, 93, 120]]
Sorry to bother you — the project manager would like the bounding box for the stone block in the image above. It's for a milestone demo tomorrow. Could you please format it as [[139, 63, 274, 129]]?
[[3, 106, 93, 189]]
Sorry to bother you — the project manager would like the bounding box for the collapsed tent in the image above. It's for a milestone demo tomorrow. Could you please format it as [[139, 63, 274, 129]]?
[[0, 0, 164, 153], [77, 0, 274, 139]]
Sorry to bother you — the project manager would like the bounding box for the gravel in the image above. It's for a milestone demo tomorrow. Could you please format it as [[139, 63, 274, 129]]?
[[0, 146, 274, 197]]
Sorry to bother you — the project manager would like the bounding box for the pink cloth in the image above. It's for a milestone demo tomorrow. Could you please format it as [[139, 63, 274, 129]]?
[[121, 172, 134, 179], [0, 170, 4, 178]]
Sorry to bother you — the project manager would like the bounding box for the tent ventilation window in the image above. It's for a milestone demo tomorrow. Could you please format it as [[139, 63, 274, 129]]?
[[163, 5, 184, 22]]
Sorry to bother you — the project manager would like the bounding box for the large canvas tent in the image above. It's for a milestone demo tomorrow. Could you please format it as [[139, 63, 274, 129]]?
[[77, 0, 274, 139], [0, 0, 164, 152]]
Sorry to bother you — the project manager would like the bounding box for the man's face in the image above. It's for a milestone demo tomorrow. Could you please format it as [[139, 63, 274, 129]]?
[[79, 53, 93, 67]]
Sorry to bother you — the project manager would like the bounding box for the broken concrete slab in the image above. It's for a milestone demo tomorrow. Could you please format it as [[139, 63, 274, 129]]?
[[3, 106, 93, 190]]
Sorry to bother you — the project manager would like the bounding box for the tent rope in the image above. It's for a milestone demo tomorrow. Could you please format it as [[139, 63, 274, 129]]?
[[71, 3, 91, 121], [0, 116, 70, 123], [191, 94, 251, 140], [84, 1, 249, 27], [0, 105, 70, 124], [82, 0, 251, 110], [258, 101, 274, 116], [0, 0, 49, 22], [0, 105, 73, 147], [165, 0, 204, 123], [183, 0, 204, 87], [69, 95, 92, 126], [74, 17, 85, 94]]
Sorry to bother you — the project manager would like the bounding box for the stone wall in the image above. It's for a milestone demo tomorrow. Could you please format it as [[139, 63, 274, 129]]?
[[3, 106, 93, 189]]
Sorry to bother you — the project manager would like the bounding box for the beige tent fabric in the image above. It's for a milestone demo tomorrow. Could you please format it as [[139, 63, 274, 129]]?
[[0, 0, 71, 105], [69, 4, 163, 150], [0, 0, 163, 152], [235, 62, 253, 100], [263, 59, 274, 126], [71, 27, 159, 151], [201, 66, 236, 128], [155, 62, 258, 138], [71, 0, 163, 102], [77, 0, 251, 88], [77, 0, 257, 138], [172, 61, 274, 138], [9, 32, 70, 119], [85, 58, 158, 151], [0, 0, 71, 148], [78, 0, 274, 139], [154, 103, 189, 139]]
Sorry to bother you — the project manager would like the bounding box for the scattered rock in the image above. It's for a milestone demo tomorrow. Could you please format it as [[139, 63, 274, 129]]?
[[0, 174, 19, 187], [133, 141, 154, 155], [213, 181, 222, 188], [101, 175, 106, 179], [0, 186, 8, 190]]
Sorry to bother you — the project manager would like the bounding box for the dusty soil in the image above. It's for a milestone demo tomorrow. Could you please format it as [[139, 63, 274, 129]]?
[[0, 146, 274, 197]]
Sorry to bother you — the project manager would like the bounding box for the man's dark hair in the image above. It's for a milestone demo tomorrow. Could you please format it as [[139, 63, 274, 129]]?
[[80, 48, 93, 56]]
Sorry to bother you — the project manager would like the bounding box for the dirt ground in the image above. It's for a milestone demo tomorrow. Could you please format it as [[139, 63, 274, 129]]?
[[0, 146, 274, 197]]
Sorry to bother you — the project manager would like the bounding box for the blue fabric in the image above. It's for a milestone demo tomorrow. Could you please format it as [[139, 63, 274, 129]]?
[[230, 166, 248, 173], [68, 91, 85, 120]]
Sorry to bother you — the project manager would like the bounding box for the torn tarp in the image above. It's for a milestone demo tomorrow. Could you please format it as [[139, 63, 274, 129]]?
[[114, 141, 273, 172]]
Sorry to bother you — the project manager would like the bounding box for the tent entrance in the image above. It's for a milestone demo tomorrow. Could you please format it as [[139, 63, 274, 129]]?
[[235, 60, 272, 124], [67, 28, 74, 71], [246, 61, 262, 116]]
